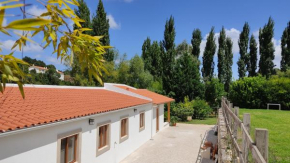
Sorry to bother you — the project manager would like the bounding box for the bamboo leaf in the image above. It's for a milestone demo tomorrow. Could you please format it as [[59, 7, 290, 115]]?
[[0, 9, 4, 26], [4, 64, 13, 76], [0, 0, 19, 5], [0, 29, 11, 36], [17, 82, 25, 99], [0, 4, 24, 9], [0, 82, 3, 93], [6, 18, 51, 29]]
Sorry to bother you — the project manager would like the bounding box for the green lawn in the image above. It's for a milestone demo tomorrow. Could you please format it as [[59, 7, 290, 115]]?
[[239, 109, 290, 163], [181, 115, 217, 125]]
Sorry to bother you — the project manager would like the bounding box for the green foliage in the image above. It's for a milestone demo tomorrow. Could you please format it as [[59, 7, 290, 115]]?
[[225, 37, 233, 93], [229, 76, 290, 110], [141, 37, 152, 72], [172, 52, 204, 102], [205, 78, 225, 107], [92, 0, 113, 62], [202, 27, 216, 80], [259, 17, 275, 78], [170, 116, 180, 125], [281, 21, 290, 72], [176, 40, 192, 56], [238, 22, 250, 78], [248, 35, 258, 77], [23, 56, 46, 67], [192, 99, 212, 120], [191, 29, 202, 58], [218, 27, 227, 83], [161, 16, 176, 95], [172, 97, 194, 121], [74, 0, 92, 34]]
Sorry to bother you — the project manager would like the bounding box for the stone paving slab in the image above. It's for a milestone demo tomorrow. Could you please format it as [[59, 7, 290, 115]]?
[[121, 123, 214, 163]]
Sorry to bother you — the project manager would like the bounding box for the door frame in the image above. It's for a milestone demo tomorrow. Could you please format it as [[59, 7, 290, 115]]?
[[156, 106, 159, 132]]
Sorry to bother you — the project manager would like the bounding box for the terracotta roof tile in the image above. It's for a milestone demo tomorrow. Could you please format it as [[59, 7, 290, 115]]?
[[115, 85, 174, 104], [0, 86, 150, 133]]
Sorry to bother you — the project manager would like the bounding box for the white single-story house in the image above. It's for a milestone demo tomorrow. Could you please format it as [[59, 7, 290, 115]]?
[[0, 83, 174, 163], [28, 65, 65, 81]]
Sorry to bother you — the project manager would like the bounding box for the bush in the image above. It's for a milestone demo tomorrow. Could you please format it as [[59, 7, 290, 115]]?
[[172, 97, 194, 121], [171, 97, 212, 121], [192, 99, 212, 119], [229, 76, 290, 110]]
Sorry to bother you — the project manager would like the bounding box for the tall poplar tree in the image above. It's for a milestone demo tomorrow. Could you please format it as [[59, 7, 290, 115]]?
[[248, 35, 258, 77], [191, 29, 202, 58], [281, 21, 290, 71], [92, 0, 113, 61], [202, 27, 216, 80], [150, 41, 162, 78], [161, 16, 176, 95], [259, 17, 275, 78], [237, 22, 250, 78], [217, 27, 226, 83], [141, 37, 152, 72], [225, 37, 233, 93]]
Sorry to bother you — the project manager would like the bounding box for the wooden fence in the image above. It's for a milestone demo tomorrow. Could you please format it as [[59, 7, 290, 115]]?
[[218, 97, 268, 163]]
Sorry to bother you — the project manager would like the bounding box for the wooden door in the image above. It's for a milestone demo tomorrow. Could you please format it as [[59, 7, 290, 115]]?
[[156, 107, 159, 132]]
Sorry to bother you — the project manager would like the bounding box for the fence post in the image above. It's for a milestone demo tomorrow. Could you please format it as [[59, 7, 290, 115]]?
[[233, 107, 239, 139], [255, 129, 268, 163], [229, 103, 233, 130], [242, 113, 250, 162]]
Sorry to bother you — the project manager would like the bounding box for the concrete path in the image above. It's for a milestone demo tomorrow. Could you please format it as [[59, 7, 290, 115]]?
[[121, 123, 214, 163]]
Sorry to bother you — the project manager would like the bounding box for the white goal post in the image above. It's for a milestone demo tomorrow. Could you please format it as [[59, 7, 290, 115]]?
[[267, 103, 281, 110]]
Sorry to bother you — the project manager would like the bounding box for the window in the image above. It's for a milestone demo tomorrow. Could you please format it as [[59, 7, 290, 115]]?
[[99, 125, 109, 149], [60, 135, 77, 163], [121, 118, 128, 137], [139, 112, 145, 131]]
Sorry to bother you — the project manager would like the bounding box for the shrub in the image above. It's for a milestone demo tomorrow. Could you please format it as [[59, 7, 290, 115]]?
[[229, 76, 290, 110], [172, 97, 194, 121], [192, 99, 212, 119], [205, 78, 226, 107]]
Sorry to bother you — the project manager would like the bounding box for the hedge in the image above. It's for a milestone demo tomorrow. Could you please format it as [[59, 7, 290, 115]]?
[[229, 76, 290, 110]]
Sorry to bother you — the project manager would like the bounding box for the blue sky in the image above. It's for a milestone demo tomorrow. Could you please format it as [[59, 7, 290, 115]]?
[[1, 0, 290, 79]]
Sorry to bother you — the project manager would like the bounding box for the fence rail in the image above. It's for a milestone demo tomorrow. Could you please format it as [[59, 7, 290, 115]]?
[[218, 97, 268, 163]]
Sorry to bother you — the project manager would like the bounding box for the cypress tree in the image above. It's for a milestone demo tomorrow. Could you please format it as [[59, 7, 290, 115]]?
[[281, 21, 290, 71], [141, 37, 152, 72], [237, 22, 250, 78], [172, 53, 204, 102], [202, 27, 216, 80], [217, 27, 227, 83], [74, 0, 91, 34], [225, 37, 233, 93], [259, 17, 275, 78], [161, 16, 176, 95], [191, 29, 202, 58], [248, 35, 258, 77], [92, 0, 113, 61]]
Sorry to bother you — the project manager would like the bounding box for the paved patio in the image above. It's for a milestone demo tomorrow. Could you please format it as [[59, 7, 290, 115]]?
[[121, 123, 214, 163]]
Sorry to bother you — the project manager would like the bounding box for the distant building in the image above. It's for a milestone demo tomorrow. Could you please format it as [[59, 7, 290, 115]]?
[[28, 64, 64, 81]]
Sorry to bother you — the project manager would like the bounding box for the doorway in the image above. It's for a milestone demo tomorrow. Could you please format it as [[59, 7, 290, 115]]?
[[156, 107, 159, 132]]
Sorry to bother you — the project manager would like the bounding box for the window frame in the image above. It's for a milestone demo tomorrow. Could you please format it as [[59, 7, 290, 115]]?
[[57, 128, 81, 163], [61, 135, 78, 163], [139, 111, 145, 132], [119, 115, 129, 143], [96, 120, 111, 157]]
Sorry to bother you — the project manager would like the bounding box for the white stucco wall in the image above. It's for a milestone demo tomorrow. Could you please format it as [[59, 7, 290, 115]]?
[[0, 103, 166, 163]]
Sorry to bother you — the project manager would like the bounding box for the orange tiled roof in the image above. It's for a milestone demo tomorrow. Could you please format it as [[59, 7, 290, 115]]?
[[0, 86, 151, 133], [115, 85, 174, 104], [31, 65, 48, 70]]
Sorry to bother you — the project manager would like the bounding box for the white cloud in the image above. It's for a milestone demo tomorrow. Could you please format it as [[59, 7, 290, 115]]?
[[107, 14, 121, 30], [1, 39, 43, 52], [272, 38, 281, 68], [26, 5, 46, 17], [46, 56, 62, 65], [200, 28, 240, 56]]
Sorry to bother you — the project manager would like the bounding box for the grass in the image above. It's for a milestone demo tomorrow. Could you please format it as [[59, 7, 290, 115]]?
[[239, 108, 290, 163], [181, 115, 217, 125]]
